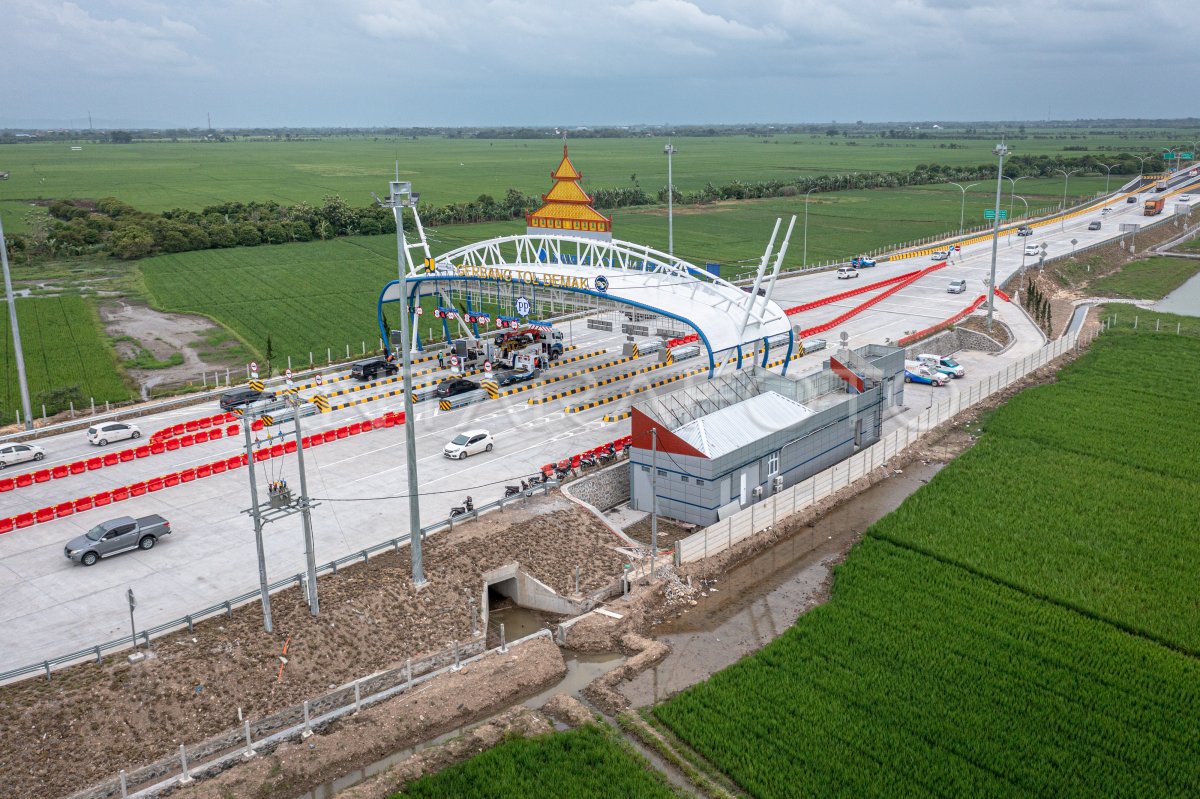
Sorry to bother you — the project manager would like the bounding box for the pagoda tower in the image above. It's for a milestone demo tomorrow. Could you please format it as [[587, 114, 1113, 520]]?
[[525, 144, 612, 241]]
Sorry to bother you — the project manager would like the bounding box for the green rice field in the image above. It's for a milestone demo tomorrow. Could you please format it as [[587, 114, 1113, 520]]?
[[649, 322, 1200, 796]]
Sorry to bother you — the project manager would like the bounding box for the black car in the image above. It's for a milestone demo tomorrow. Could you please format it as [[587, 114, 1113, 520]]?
[[1127, 195, 1138, 204], [220, 387, 267, 411], [741, 285, 767, 296], [1087, 221, 1102, 231], [499, 368, 537, 387], [351, 356, 399, 381], [435, 378, 480, 398]]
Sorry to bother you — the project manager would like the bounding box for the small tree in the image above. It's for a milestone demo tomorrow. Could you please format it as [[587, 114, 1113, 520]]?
[[265, 333, 274, 375]]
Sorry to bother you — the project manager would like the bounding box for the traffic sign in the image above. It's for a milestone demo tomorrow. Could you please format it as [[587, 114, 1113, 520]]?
[[449, 355, 459, 367], [954, 245, 961, 252], [483, 359, 492, 372], [250, 361, 259, 379], [127, 588, 136, 611], [983, 209, 1008, 220], [315, 373, 323, 386], [515, 296, 531, 317]]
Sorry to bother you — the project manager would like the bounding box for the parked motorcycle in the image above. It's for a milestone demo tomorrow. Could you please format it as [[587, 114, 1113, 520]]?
[[597, 444, 616, 464], [504, 481, 530, 498], [580, 452, 598, 469]]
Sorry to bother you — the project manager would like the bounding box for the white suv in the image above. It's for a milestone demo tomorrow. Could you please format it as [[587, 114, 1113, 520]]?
[[87, 421, 141, 446], [836, 267, 860, 280]]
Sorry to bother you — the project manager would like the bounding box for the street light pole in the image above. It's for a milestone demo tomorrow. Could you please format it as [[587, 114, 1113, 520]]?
[[1003, 175, 1030, 222], [0, 215, 33, 431], [802, 187, 818, 267], [1096, 163, 1117, 208], [664, 141, 677, 259], [650, 427, 658, 580], [986, 143, 1007, 332], [1054, 168, 1080, 230], [380, 181, 427, 589], [948, 182, 979, 237], [1134, 155, 1150, 182]]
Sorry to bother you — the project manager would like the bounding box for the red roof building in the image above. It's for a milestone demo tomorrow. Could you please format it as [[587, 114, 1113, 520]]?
[[525, 144, 612, 241]]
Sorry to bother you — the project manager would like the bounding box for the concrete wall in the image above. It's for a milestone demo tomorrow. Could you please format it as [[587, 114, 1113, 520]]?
[[569, 460, 630, 511], [905, 326, 1005, 359]]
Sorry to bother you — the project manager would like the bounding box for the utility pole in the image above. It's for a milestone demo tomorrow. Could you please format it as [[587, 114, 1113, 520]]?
[[986, 143, 1007, 332], [0, 216, 33, 431], [242, 418, 274, 633], [289, 396, 319, 615], [650, 427, 658, 579], [664, 140, 677, 259]]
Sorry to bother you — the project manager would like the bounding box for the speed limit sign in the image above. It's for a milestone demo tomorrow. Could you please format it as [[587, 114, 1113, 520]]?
[[315, 373, 323, 386], [449, 355, 459, 368], [484, 359, 492, 371], [250, 361, 259, 378]]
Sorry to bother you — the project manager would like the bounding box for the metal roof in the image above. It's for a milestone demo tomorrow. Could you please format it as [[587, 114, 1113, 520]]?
[[672, 391, 814, 458]]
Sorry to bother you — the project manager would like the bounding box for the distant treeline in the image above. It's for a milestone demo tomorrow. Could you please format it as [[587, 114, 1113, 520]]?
[[2, 152, 1166, 261]]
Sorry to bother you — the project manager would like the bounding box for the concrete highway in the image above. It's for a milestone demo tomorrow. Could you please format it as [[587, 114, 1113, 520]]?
[[1, 169, 1196, 674]]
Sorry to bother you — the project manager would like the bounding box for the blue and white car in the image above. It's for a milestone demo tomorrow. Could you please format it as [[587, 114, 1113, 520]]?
[[903, 361, 949, 386], [918, 354, 965, 379], [852, 256, 876, 268]]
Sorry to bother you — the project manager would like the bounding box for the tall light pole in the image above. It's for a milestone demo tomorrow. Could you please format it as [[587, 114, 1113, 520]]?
[[0, 215, 33, 431], [986, 143, 1007, 332], [379, 180, 427, 588], [664, 140, 677, 259], [1054, 167, 1080, 230], [1134, 155, 1151, 182], [1003, 175, 1030, 222], [948, 182, 979, 237], [1096, 163, 1117, 208], [802, 187, 818, 267]]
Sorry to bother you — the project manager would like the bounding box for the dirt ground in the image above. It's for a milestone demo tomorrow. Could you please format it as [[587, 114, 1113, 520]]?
[[0, 495, 626, 799], [98, 300, 242, 394]]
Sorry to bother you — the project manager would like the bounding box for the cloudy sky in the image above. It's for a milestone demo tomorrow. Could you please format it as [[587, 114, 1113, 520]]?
[[2, 0, 1197, 129]]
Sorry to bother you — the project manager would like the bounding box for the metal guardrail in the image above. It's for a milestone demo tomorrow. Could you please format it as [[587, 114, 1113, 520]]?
[[0, 480, 559, 685]]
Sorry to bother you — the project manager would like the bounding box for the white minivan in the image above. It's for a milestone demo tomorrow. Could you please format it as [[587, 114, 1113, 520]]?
[[836, 267, 860, 280], [87, 421, 141, 446]]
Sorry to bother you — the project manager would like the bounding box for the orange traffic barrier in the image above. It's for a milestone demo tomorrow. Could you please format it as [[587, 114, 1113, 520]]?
[[194, 430, 209, 444], [15, 474, 33, 488], [226, 424, 239, 436], [336, 427, 349, 439], [254, 450, 270, 463], [180, 435, 195, 448], [196, 464, 212, 479], [185, 420, 199, 433], [130, 482, 147, 496], [55, 502, 75, 517], [284, 440, 297, 454], [119, 449, 135, 462], [93, 491, 112, 507], [135, 446, 151, 458], [0, 517, 13, 533], [209, 427, 223, 440], [147, 478, 164, 492], [179, 468, 196, 483], [251, 420, 264, 432], [163, 474, 180, 487], [102, 453, 119, 467], [166, 439, 180, 451], [86, 458, 103, 471], [70, 461, 86, 474], [52, 465, 69, 479], [35, 507, 55, 523], [150, 441, 165, 455], [74, 497, 94, 512], [323, 430, 337, 443], [16, 513, 35, 528], [111, 486, 130, 502], [0, 478, 14, 492], [211, 460, 227, 475], [34, 469, 51, 483], [225, 456, 244, 470], [268, 444, 284, 458]]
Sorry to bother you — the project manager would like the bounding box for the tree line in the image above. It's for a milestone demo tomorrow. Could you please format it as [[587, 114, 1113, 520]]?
[[2, 152, 1168, 262]]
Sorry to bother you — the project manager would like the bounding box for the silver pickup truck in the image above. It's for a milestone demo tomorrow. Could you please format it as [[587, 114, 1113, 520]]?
[[64, 515, 172, 566]]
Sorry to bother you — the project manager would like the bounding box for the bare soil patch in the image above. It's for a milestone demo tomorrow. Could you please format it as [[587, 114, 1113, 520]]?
[[0, 496, 626, 799]]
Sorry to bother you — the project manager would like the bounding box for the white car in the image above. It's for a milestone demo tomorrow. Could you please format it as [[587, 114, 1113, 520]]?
[[443, 429, 493, 459], [1023, 244, 1040, 256], [0, 442, 46, 469], [836, 267, 859, 280], [931, 250, 950, 261], [87, 421, 141, 446], [947, 279, 967, 294], [1179, 194, 1192, 203]]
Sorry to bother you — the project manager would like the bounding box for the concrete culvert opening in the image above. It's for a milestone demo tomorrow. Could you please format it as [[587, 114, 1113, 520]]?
[[483, 563, 586, 648]]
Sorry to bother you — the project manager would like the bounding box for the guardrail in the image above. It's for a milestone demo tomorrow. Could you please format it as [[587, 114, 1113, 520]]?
[[0, 479, 559, 686]]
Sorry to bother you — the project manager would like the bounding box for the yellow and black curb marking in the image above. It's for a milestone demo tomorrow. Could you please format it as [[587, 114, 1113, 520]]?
[[260, 414, 275, 426], [602, 409, 632, 422], [547, 347, 605, 369], [327, 386, 407, 413], [312, 395, 331, 413], [248, 379, 265, 392], [527, 357, 668, 405], [482, 379, 500, 399], [664, 351, 674, 366], [294, 373, 349, 392], [630, 343, 640, 359], [438, 399, 452, 411], [500, 353, 636, 399], [567, 364, 709, 413], [325, 373, 403, 399]]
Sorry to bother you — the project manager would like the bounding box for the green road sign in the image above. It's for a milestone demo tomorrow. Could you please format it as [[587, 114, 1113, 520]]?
[[983, 209, 1008, 220], [1163, 152, 1193, 160]]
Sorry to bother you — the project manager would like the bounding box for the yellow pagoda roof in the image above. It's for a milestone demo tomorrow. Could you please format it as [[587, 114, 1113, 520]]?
[[545, 180, 592, 204], [528, 203, 611, 223], [552, 145, 582, 180]]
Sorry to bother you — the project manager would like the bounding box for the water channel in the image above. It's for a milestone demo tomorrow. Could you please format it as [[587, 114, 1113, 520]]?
[[1153, 267, 1200, 317], [299, 459, 944, 796]]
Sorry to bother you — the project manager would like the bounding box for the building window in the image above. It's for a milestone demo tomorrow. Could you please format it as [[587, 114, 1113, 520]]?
[[768, 451, 780, 476], [641, 465, 650, 473], [695, 479, 704, 486], [680, 475, 688, 483], [657, 469, 667, 477]]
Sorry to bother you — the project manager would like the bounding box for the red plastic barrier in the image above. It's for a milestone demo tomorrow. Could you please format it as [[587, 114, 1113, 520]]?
[[336, 427, 349, 439], [34, 469, 51, 483], [897, 295, 986, 346], [119, 449, 135, 462], [86, 457, 103, 471], [74, 496, 94, 512], [254, 450, 271, 462], [150, 441, 166, 455], [372, 417, 384, 429], [179, 434, 195, 448], [111, 486, 130, 502], [0, 478, 14, 492], [102, 453, 118, 467], [52, 465, 69, 479], [164, 474, 180, 487], [93, 491, 112, 507], [35, 507, 55, 523], [994, 287, 1012, 303], [15, 513, 34, 529], [284, 440, 297, 454], [70, 461, 86, 475], [251, 420, 264, 432], [783, 270, 919, 317], [185, 420, 199, 433], [209, 428, 223, 440], [179, 468, 196, 483], [303, 435, 319, 447], [196, 464, 212, 479], [130, 482, 147, 497], [55, 501, 75, 518], [393, 411, 405, 425], [226, 456, 244, 470], [0, 517, 14, 533], [383, 414, 395, 428], [173, 424, 186, 436], [323, 430, 337, 443], [135, 446, 151, 458], [194, 430, 209, 444], [226, 424, 239, 436], [211, 460, 227, 475], [800, 263, 947, 339], [166, 439, 180, 451], [16, 473, 33, 488], [570, 455, 582, 469], [224, 413, 237, 423], [147, 478, 164, 492], [197, 416, 212, 429], [348, 423, 362, 435]]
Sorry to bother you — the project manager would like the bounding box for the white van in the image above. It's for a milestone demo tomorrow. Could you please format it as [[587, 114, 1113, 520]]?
[[87, 421, 141, 446], [836, 267, 860, 280]]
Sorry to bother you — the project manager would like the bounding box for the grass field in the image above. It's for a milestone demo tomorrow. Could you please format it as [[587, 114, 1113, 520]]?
[[0, 296, 130, 417], [0, 130, 1169, 233], [390, 724, 684, 799], [651, 323, 1200, 796], [1087, 255, 1200, 299]]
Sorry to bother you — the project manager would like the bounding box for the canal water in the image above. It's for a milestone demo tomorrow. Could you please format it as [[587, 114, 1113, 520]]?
[[1154, 267, 1200, 317]]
